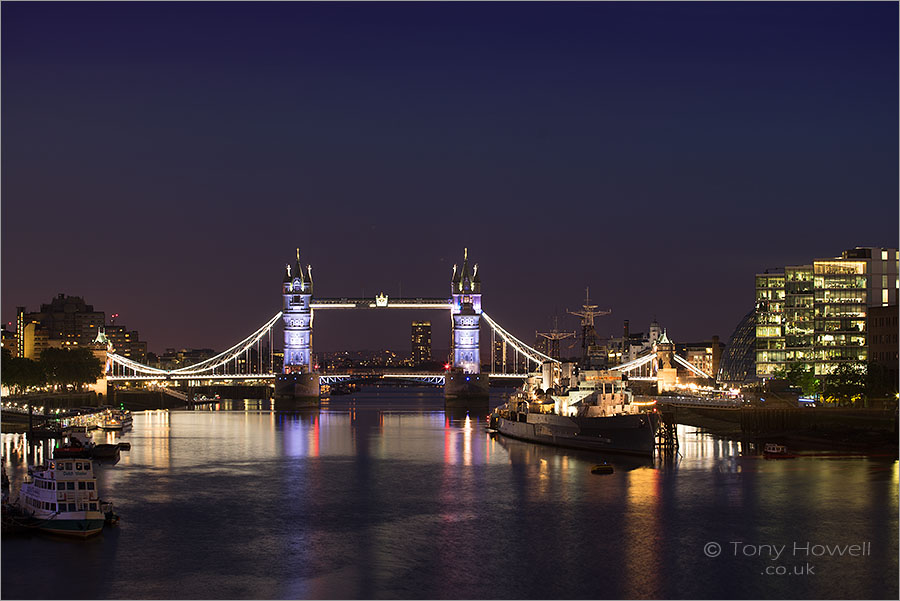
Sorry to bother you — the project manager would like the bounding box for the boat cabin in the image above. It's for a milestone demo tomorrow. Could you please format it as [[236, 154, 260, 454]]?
[[21, 460, 102, 516]]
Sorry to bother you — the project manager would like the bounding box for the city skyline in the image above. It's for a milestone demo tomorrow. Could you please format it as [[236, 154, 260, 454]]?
[[3, 2, 897, 354]]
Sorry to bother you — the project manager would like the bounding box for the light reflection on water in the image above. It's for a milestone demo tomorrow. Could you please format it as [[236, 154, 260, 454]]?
[[2, 388, 897, 600]]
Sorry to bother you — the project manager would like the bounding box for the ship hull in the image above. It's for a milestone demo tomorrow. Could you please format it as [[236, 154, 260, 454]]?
[[495, 412, 659, 456], [19, 514, 105, 537], [39, 518, 105, 537]]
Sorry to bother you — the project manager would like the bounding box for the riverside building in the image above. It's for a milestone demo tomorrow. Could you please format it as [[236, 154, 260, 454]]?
[[755, 247, 899, 378], [15, 294, 147, 362]]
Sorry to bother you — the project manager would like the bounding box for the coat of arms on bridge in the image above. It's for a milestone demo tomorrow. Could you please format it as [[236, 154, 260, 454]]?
[[375, 293, 389, 307]]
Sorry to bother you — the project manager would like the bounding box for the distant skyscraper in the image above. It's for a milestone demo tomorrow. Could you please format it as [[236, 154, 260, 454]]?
[[411, 321, 432, 366], [492, 338, 507, 372], [755, 246, 898, 377]]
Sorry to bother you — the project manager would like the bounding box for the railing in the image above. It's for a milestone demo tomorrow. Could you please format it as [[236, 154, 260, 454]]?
[[160, 387, 189, 402]]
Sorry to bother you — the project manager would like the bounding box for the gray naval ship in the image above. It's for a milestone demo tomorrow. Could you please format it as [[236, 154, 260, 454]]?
[[489, 369, 660, 456]]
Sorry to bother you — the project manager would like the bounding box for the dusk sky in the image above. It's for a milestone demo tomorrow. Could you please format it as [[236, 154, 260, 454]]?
[[2, 2, 897, 355]]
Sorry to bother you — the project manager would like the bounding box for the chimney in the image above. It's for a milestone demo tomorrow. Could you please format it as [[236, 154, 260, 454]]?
[[623, 319, 630, 340]]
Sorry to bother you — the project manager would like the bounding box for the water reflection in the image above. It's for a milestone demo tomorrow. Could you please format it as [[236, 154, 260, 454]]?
[[2, 389, 897, 600], [494, 432, 653, 472]]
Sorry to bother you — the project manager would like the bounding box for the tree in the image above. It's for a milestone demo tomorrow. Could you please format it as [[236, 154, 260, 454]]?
[[866, 361, 898, 401], [39, 348, 103, 391], [1, 349, 47, 395], [772, 362, 819, 397], [821, 362, 867, 406]]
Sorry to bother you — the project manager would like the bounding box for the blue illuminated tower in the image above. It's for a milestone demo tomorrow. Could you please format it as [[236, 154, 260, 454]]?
[[450, 248, 482, 373], [275, 250, 319, 404], [445, 249, 489, 402], [282, 249, 313, 373]]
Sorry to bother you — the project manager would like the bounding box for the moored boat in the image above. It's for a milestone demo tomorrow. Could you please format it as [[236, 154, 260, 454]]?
[[98, 418, 123, 431], [763, 443, 796, 459], [15, 458, 112, 537], [53, 430, 94, 459], [97, 408, 133, 431], [490, 369, 660, 456], [90, 444, 121, 461]]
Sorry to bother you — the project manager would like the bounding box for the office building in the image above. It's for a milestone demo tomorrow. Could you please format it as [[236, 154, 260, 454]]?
[[755, 247, 899, 377], [15, 294, 148, 363], [718, 309, 757, 384], [867, 304, 898, 386], [411, 321, 432, 366], [104, 325, 148, 363], [492, 338, 508, 372], [1, 325, 18, 357]]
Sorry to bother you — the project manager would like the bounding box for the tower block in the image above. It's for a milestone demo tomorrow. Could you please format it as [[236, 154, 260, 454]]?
[[445, 249, 490, 403], [274, 250, 320, 405]]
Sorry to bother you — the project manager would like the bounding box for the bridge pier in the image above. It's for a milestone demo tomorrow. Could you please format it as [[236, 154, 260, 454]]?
[[274, 373, 320, 406], [444, 372, 490, 405]]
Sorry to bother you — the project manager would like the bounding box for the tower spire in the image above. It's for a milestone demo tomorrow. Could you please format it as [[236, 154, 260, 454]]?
[[295, 248, 304, 283]]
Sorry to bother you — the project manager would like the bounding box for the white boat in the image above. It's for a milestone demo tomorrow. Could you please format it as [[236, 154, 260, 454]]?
[[112, 409, 133, 426], [16, 458, 112, 537], [98, 418, 123, 431], [100, 409, 132, 431]]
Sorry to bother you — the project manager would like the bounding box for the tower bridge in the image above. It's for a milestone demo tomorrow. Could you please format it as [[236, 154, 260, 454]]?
[[104, 249, 713, 406], [106, 249, 556, 406]]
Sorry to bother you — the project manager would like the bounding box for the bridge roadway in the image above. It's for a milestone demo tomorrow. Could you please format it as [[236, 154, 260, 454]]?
[[107, 371, 530, 385], [310, 297, 451, 309]]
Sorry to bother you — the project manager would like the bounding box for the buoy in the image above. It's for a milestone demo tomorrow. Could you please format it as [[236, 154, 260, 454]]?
[[591, 464, 614, 475]]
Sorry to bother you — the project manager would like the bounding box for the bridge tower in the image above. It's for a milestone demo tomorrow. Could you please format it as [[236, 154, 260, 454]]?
[[274, 250, 320, 405], [655, 329, 677, 393], [445, 249, 490, 403]]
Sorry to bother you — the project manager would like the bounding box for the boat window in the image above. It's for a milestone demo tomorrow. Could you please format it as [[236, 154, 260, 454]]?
[[78, 482, 86, 490], [87, 482, 95, 490], [75, 463, 83, 470], [65, 462, 73, 471], [51, 503, 57, 512], [67, 482, 76, 490], [68, 503, 77, 512], [90, 503, 97, 511], [57, 492, 65, 500]]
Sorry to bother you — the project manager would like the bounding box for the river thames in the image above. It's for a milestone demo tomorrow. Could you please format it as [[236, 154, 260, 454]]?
[[2, 388, 897, 600]]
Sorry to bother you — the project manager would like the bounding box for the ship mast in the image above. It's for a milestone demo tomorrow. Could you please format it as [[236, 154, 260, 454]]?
[[567, 287, 611, 367], [536, 315, 576, 361]]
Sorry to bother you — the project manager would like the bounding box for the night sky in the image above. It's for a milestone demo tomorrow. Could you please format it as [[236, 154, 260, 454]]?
[[2, 2, 897, 356]]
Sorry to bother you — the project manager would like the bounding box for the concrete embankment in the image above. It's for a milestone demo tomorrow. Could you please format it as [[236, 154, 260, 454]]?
[[661, 403, 898, 451]]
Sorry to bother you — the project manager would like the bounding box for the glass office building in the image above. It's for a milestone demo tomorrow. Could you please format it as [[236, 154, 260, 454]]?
[[755, 247, 898, 377]]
